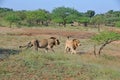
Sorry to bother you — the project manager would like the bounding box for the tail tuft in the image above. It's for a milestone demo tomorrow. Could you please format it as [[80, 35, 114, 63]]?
[[19, 46, 22, 48]]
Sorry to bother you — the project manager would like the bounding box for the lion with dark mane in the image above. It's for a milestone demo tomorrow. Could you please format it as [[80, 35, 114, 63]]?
[[19, 37, 60, 53]]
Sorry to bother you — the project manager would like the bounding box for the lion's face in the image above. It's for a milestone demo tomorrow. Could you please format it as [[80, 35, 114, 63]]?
[[49, 37, 60, 46], [73, 39, 81, 47]]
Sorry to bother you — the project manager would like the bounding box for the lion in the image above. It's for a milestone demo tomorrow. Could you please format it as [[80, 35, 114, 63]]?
[[19, 37, 60, 53], [65, 36, 81, 54]]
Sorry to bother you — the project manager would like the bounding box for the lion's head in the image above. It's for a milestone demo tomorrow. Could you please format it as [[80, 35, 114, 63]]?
[[72, 39, 81, 50], [49, 37, 60, 46]]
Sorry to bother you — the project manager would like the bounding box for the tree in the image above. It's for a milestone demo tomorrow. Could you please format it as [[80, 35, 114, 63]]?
[[0, 7, 13, 13], [77, 17, 90, 27], [25, 9, 50, 26], [107, 10, 114, 14], [5, 12, 21, 27], [104, 10, 120, 27], [0, 8, 13, 18], [90, 14, 105, 32], [91, 31, 120, 55], [115, 21, 120, 27], [86, 10, 95, 18], [52, 7, 80, 27]]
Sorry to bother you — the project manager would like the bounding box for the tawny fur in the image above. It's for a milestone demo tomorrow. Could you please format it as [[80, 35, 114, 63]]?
[[65, 37, 81, 54], [19, 37, 60, 53]]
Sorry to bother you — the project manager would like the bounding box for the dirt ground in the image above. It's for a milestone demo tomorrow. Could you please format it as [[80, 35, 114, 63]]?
[[0, 27, 95, 39]]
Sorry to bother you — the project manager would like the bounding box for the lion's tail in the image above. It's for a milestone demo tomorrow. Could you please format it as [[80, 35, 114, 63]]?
[[19, 41, 32, 48]]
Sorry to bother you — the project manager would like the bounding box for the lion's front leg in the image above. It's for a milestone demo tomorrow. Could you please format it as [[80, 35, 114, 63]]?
[[45, 48, 48, 53], [70, 48, 76, 54], [64, 46, 69, 53]]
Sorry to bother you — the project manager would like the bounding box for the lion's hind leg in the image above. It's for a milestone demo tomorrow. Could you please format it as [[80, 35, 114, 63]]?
[[64, 45, 70, 53], [33, 40, 39, 51], [70, 48, 76, 54], [46, 45, 55, 53]]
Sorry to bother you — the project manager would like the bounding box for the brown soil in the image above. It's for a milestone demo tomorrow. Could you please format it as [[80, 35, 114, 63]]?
[[0, 27, 95, 39]]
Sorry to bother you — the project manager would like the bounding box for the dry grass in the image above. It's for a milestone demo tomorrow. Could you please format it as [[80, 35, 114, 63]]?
[[0, 26, 120, 80]]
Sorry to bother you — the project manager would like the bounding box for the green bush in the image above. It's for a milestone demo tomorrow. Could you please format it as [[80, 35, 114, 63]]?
[[91, 31, 120, 44], [115, 21, 120, 27]]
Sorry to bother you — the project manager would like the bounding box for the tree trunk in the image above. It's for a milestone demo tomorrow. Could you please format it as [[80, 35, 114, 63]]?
[[98, 24, 100, 32], [84, 22, 87, 27], [94, 45, 96, 56], [9, 22, 12, 28], [98, 39, 117, 55], [63, 19, 66, 27]]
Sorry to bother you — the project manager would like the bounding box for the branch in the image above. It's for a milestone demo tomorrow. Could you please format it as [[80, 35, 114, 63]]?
[[98, 38, 119, 55]]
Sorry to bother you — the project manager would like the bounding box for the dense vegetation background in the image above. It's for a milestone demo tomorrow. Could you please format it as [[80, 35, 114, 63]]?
[[0, 7, 120, 28]]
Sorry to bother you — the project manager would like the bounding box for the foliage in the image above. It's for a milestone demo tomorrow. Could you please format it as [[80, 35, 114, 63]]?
[[77, 17, 90, 27], [52, 17, 63, 23], [105, 17, 120, 27], [0, 7, 13, 13], [90, 14, 105, 25], [78, 17, 90, 23], [86, 10, 95, 18], [52, 7, 80, 27], [25, 9, 50, 26], [4, 12, 21, 27], [103, 10, 120, 27], [0, 7, 120, 27], [91, 31, 120, 44], [92, 31, 120, 55], [115, 21, 120, 27], [66, 14, 79, 23]]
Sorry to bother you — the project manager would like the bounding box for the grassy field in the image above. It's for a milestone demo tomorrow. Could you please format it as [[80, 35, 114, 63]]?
[[0, 26, 120, 80]]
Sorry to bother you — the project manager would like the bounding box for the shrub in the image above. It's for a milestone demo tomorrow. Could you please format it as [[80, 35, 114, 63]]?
[[115, 21, 120, 27]]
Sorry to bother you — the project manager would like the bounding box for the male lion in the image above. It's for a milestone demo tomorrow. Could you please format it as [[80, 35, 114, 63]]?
[[65, 36, 81, 54], [19, 37, 60, 53]]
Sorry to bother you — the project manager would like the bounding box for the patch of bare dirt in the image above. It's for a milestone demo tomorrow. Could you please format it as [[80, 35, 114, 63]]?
[[107, 27, 120, 33], [0, 27, 25, 34], [24, 28, 95, 39], [0, 27, 95, 39]]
